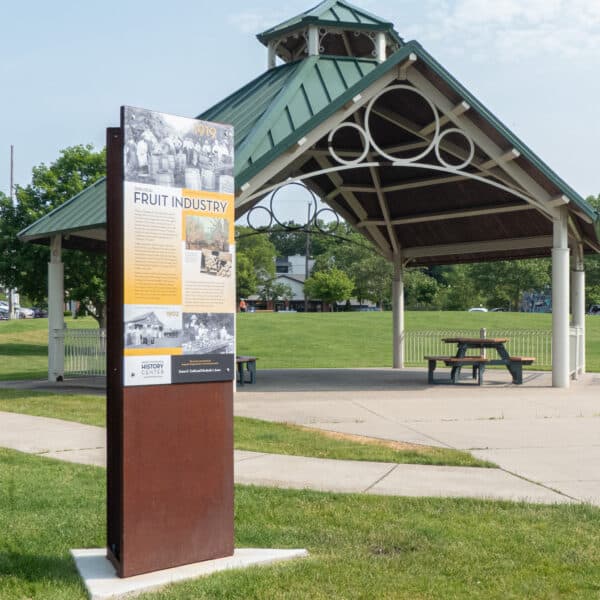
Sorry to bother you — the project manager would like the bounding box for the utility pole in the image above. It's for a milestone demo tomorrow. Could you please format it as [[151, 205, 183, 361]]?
[[8, 145, 16, 319], [304, 202, 311, 313], [10, 145, 14, 205]]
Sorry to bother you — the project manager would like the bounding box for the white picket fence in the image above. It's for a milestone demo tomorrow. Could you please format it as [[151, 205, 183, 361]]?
[[63, 327, 555, 377], [404, 329, 553, 368], [64, 329, 106, 377]]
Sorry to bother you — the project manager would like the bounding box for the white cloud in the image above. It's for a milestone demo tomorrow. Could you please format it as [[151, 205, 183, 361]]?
[[395, 0, 600, 62]]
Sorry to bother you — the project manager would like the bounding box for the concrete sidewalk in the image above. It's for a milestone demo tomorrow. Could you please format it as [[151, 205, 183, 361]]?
[[235, 368, 600, 505], [0, 410, 574, 504]]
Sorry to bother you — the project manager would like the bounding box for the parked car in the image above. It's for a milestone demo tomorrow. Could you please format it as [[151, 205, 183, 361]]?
[[0, 309, 8, 320], [490, 307, 508, 312], [31, 307, 48, 318], [17, 307, 35, 319], [468, 307, 488, 312], [589, 305, 600, 315]]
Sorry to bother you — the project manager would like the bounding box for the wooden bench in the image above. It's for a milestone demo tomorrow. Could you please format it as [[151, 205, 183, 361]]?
[[505, 356, 535, 384], [425, 355, 489, 385], [236, 356, 257, 386]]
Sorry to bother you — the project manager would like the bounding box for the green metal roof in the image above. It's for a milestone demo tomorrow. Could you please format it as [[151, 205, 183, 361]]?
[[199, 55, 380, 187], [18, 177, 106, 241], [19, 38, 600, 248], [257, 0, 401, 43]]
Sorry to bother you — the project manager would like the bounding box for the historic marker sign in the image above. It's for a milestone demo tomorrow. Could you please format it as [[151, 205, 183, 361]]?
[[106, 110, 235, 578], [122, 106, 235, 385]]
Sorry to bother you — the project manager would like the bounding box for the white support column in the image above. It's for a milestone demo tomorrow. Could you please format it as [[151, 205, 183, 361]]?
[[48, 235, 65, 382], [307, 26, 319, 56], [552, 207, 570, 388], [375, 32, 386, 63], [571, 243, 586, 375], [392, 256, 404, 368], [267, 42, 276, 69]]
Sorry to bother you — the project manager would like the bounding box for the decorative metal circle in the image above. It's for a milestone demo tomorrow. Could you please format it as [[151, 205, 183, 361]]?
[[314, 207, 340, 233], [364, 84, 440, 164], [246, 205, 273, 230], [269, 182, 319, 229], [434, 128, 475, 170], [328, 122, 370, 166]]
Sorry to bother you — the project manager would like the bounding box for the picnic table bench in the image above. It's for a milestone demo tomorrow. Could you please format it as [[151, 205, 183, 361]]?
[[425, 337, 535, 385], [236, 355, 257, 386]]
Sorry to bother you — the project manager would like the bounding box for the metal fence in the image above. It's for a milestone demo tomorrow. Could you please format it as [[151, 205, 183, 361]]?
[[63, 327, 554, 377], [404, 329, 553, 368], [64, 329, 106, 377]]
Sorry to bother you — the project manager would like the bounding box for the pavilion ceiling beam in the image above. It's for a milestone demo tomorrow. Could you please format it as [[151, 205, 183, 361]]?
[[405, 68, 563, 220], [403, 235, 553, 259], [314, 154, 392, 257], [370, 105, 529, 197], [236, 66, 400, 210], [307, 140, 428, 159], [419, 101, 470, 136], [480, 148, 520, 170], [356, 202, 534, 228], [368, 164, 400, 254]]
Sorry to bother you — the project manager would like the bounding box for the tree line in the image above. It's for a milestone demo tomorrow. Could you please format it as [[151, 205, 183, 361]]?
[[1, 144, 599, 320]]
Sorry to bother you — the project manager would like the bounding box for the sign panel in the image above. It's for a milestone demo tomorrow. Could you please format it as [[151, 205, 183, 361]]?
[[121, 106, 235, 385]]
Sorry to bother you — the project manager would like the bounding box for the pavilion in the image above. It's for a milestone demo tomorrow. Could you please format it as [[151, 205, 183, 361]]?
[[19, 0, 600, 387]]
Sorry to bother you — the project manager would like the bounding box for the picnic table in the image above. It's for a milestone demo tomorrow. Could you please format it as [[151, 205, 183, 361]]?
[[425, 337, 534, 385], [236, 355, 257, 386]]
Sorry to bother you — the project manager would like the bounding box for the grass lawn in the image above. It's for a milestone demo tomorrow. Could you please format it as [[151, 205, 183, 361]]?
[[0, 389, 492, 467], [2, 312, 599, 375], [237, 311, 600, 371], [0, 317, 97, 381], [1, 448, 600, 599]]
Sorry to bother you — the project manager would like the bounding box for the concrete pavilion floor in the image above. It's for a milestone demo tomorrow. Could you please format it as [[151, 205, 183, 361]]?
[[1, 367, 599, 504]]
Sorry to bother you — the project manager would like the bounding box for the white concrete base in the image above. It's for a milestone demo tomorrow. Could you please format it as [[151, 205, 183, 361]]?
[[71, 547, 309, 599]]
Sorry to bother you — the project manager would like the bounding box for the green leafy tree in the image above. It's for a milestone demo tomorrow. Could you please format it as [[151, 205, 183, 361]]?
[[235, 227, 277, 299], [304, 268, 354, 309], [259, 280, 294, 304], [0, 145, 107, 325], [584, 194, 600, 307], [437, 265, 483, 311], [404, 268, 441, 309], [470, 259, 550, 311]]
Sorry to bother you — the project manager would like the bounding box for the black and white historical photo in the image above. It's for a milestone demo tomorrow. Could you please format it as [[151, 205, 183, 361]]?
[[124, 306, 183, 349], [123, 106, 233, 190], [181, 312, 234, 355]]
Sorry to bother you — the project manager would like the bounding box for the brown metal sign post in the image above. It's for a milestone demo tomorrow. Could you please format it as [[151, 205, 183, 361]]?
[[106, 107, 235, 577]]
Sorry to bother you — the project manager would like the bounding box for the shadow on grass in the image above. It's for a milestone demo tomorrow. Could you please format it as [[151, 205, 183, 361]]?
[[0, 551, 82, 587], [0, 343, 47, 357]]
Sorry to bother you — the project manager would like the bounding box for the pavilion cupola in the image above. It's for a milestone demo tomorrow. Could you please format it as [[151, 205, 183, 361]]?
[[257, 0, 403, 68]]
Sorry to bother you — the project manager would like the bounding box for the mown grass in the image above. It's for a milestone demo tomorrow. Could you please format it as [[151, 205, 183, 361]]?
[[0, 389, 491, 467], [0, 317, 97, 381], [2, 449, 600, 600], [237, 311, 600, 371], [2, 312, 599, 375]]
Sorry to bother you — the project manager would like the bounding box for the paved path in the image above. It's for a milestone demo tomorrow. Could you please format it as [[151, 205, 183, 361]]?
[[235, 368, 600, 505], [2, 368, 598, 504]]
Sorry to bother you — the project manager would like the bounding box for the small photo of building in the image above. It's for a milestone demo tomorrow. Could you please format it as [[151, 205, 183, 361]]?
[[124, 307, 183, 348]]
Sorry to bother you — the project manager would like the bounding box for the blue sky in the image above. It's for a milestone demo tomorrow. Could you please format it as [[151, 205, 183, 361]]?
[[2, 0, 599, 201]]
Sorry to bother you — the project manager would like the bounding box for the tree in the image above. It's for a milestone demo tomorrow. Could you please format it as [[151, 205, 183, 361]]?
[[0, 145, 107, 325], [584, 194, 600, 307], [304, 268, 354, 308], [404, 269, 441, 309], [259, 280, 294, 304], [470, 259, 550, 311], [235, 227, 277, 298]]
